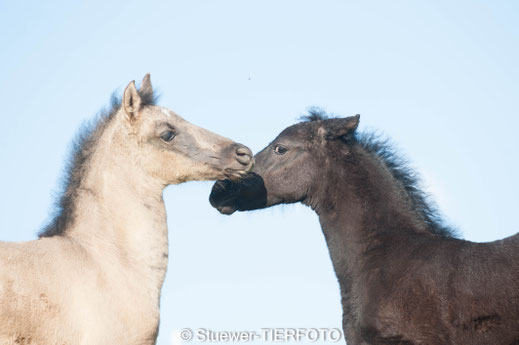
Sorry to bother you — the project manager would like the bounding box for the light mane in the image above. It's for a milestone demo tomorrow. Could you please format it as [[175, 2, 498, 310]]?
[[39, 87, 157, 238]]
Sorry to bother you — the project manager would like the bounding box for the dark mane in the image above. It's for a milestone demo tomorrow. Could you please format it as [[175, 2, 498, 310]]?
[[299, 106, 332, 122], [302, 108, 456, 238], [39, 86, 156, 238], [355, 132, 456, 237]]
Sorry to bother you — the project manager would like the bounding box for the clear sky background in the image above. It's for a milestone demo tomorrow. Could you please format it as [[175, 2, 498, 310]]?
[[0, 1, 518, 344]]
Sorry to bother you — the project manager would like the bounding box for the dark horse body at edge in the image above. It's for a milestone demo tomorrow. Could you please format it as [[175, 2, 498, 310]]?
[[210, 110, 519, 345]]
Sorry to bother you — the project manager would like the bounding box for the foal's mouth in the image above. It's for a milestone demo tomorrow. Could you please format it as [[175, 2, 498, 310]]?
[[223, 168, 249, 180], [221, 158, 254, 180]]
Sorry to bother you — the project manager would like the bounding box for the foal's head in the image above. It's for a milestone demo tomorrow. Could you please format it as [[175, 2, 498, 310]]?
[[39, 75, 254, 237], [117, 75, 253, 185], [209, 111, 360, 214]]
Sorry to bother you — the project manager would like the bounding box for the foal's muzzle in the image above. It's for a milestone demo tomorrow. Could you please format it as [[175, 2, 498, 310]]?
[[222, 143, 254, 180], [234, 144, 253, 167]]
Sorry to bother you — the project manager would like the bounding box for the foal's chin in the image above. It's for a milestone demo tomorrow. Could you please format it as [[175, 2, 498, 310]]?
[[216, 205, 238, 215], [209, 187, 239, 215]]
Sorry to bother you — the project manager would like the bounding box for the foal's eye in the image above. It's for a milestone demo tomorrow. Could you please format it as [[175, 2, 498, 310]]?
[[273, 144, 288, 155], [160, 131, 176, 142]]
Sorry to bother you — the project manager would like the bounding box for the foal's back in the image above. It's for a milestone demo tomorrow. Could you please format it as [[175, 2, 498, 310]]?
[[455, 233, 519, 341], [376, 232, 519, 344]]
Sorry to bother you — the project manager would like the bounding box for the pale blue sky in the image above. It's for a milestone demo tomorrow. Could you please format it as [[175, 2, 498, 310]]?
[[0, 1, 518, 344]]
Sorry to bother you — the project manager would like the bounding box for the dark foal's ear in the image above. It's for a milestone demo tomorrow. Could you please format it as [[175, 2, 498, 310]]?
[[323, 114, 360, 140]]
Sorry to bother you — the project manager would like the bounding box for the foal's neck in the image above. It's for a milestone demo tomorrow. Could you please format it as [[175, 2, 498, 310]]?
[[308, 146, 435, 278], [65, 119, 168, 297]]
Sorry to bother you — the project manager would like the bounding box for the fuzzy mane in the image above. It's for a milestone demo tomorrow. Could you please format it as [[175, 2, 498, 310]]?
[[300, 107, 329, 122], [39, 87, 157, 238], [301, 108, 456, 238]]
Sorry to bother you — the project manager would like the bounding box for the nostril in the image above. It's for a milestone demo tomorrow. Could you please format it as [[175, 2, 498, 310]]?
[[236, 145, 252, 157], [234, 144, 253, 166]]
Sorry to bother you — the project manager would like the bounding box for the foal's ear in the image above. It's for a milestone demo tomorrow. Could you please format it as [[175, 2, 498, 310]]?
[[140, 73, 153, 97], [123, 80, 142, 122], [324, 115, 360, 140]]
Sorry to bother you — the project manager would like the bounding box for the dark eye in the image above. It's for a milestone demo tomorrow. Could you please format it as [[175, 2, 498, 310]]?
[[273, 144, 288, 155], [160, 130, 176, 142]]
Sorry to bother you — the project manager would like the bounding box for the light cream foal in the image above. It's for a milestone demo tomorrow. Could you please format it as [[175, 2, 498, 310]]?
[[0, 75, 253, 345]]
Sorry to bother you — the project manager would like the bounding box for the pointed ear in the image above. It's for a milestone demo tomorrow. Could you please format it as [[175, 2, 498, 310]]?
[[324, 114, 360, 140], [140, 73, 153, 96], [123, 80, 142, 122]]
